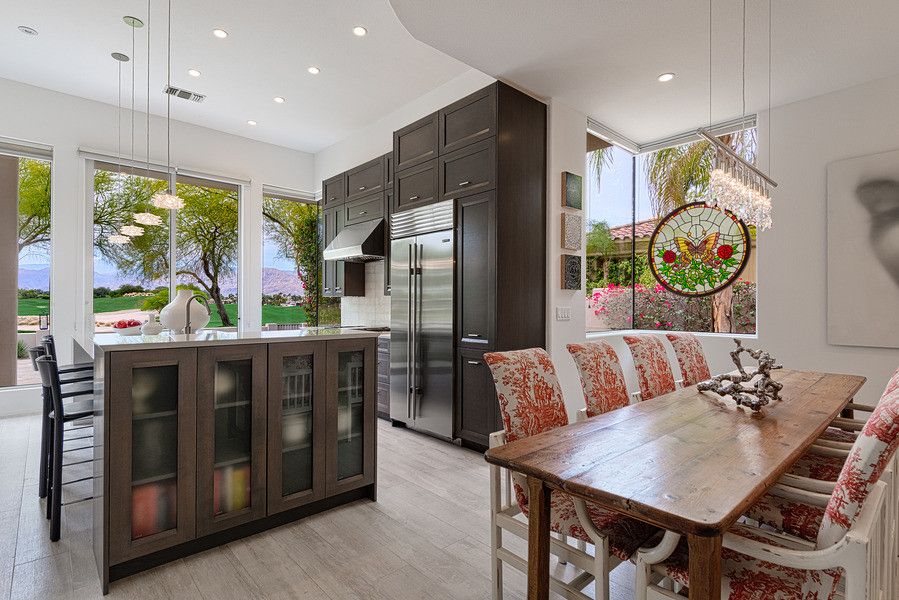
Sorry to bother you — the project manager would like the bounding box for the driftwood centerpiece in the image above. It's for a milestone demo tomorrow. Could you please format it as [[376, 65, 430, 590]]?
[[697, 339, 783, 411]]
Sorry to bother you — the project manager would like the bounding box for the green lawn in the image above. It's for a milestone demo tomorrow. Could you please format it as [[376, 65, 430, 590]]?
[[20, 297, 309, 327]]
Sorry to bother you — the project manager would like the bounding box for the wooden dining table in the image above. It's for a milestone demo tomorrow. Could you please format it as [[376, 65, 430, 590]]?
[[484, 369, 866, 600]]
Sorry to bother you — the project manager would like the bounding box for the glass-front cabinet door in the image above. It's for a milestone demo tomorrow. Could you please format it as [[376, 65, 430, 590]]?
[[108, 348, 197, 564], [267, 341, 326, 514], [326, 338, 376, 497], [196, 345, 267, 535]]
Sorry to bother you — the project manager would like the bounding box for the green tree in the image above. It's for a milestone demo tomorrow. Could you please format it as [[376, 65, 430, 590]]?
[[17, 159, 52, 253], [262, 198, 321, 324]]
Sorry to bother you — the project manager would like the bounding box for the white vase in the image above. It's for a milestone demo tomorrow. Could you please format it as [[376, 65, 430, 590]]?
[[159, 289, 211, 333], [140, 316, 164, 335]]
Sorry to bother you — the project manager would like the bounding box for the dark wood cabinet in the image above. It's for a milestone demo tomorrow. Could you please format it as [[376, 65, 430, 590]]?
[[196, 344, 267, 536], [456, 349, 501, 449], [439, 138, 496, 203], [322, 174, 346, 208], [394, 159, 438, 213], [377, 336, 390, 419], [266, 341, 327, 514], [439, 84, 496, 155], [457, 192, 496, 349], [323, 205, 364, 298], [383, 152, 393, 189], [325, 338, 377, 497], [393, 112, 438, 172], [344, 191, 384, 225], [384, 188, 392, 296], [322, 207, 338, 297], [346, 157, 384, 200], [107, 347, 198, 565]]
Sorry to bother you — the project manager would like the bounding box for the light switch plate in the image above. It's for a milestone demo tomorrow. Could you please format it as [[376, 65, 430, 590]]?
[[555, 306, 571, 321]]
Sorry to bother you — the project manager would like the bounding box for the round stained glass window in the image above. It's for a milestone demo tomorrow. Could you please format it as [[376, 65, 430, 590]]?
[[648, 202, 751, 297]]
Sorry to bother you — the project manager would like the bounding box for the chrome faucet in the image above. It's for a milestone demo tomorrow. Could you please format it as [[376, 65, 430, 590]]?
[[184, 294, 211, 335]]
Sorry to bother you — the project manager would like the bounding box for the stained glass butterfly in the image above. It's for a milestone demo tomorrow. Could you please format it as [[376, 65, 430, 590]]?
[[675, 232, 719, 265]]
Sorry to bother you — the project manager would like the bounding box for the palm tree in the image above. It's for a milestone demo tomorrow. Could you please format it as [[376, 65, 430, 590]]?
[[643, 130, 756, 332]]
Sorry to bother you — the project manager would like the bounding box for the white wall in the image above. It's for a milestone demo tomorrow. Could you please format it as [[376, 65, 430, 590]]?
[[0, 77, 315, 413]]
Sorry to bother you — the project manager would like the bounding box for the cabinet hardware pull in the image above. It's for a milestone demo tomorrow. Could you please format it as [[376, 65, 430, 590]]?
[[359, 186, 366, 190], [409, 195, 419, 201], [458, 180, 471, 187], [466, 333, 481, 337], [467, 360, 481, 365], [324, 287, 331, 291], [335, 287, 342, 291], [359, 210, 367, 215]]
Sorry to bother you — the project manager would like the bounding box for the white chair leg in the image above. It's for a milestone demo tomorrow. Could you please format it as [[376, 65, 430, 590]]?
[[594, 537, 610, 600], [489, 464, 504, 600], [577, 538, 587, 552], [558, 532, 568, 564]]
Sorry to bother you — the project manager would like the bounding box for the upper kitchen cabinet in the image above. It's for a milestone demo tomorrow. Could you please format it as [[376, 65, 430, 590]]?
[[393, 112, 438, 172], [438, 84, 497, 155], [346, 157, 385, 201], [196, 344, 267, 536], [383, 152, 393, 189], [393, 160, 438, 213], [438, 138, 496, 203], [322, 174, 346, 208]]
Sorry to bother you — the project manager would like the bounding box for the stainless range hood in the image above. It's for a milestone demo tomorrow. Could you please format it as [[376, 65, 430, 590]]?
[[322, 219, 385, 262]]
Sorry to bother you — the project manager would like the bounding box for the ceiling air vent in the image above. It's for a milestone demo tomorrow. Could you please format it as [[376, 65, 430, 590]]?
[[163, 85, 205, 103]]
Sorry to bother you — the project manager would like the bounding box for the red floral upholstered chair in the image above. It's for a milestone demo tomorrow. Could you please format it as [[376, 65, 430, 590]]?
[[664, 332, 711, 387], [622, 334, 676, 401], [635, 387, 899, 600], [566, 342, 630, 420], [484, 348, 659, 600]]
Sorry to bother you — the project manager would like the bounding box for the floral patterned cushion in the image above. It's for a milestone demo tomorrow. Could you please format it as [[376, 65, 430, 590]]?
[[787, 451, 845, 482], [883, 365, 899, 397], [818, 426, 858, 444], [484, 348, 568, 443], [743, 493, 824, 542], [566, 342, 630, 417], [664, 332, 712, 387], [657, 523, 841, 599], [623, 335, 676, 401], [817, 387, 899, 548], [512, 478, 659, 560]]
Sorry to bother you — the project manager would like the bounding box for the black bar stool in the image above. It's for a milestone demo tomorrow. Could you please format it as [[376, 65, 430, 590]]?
[[41, 335, 94, 375], [36, 355, 95, 541], [29, 346, 94, 499]]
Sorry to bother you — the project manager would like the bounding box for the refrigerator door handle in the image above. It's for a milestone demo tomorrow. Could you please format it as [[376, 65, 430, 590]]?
[[406, 243, 414, 420], [413, 242, 424, 419]]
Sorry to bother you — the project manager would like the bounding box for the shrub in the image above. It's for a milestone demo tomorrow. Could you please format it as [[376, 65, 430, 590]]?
[[16, 340, 28, 360]]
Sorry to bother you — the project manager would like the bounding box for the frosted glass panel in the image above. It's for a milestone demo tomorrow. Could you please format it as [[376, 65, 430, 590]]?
[[336, 351, 364, 480], [281, 354, 314, 496], [212, 359, 252, 516]]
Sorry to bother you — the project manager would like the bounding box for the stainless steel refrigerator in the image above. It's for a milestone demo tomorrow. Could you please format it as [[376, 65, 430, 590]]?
[[390, 203, 454, 440]]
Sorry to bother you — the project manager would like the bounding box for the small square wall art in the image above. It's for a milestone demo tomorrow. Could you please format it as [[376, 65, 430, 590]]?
[[562, 171, 582, 210], [561, 254, 581, 290], [561, 213, 582, 251]]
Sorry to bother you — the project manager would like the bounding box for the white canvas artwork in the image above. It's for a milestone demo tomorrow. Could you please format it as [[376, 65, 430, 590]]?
[[827, 148, 899, 348]]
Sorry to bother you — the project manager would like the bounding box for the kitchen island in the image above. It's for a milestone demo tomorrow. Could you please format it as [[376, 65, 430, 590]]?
[[87, 329, 379, 593]]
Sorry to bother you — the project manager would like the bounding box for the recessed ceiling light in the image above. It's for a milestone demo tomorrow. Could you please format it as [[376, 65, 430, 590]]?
[[17, 25, 38, 36], [187, 68, 201, 77], [353, 26, 367, 36], [307, 66, 320, 75], [247, 120, 257, 126], [273, 96, 285, 104], [212, 28, 228, 39], [657, 72, 675, 82]]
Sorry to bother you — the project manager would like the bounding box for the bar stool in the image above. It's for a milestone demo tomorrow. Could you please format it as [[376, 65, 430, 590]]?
[[41, 334, 93, 374], [29, 346, 93, 499], [36, 355, 95, 541]]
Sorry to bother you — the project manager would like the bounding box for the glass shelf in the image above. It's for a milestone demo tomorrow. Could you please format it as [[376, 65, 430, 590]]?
[[336, 351, 364, 481], [281, 354, 314, 497], [212, 359, 253, 516]]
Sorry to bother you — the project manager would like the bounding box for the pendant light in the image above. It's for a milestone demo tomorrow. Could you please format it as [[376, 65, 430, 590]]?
[[109, 51, 132, 245], [152, 0, 183, 210], [700, 0, 776, 230]]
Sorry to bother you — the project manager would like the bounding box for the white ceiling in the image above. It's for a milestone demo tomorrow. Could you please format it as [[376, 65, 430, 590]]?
[[390, 0, 899, 145], [0, 0, 470, 153]]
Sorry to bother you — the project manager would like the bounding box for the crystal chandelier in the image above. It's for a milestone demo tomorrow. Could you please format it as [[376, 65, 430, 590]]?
[[120, 224, 145, 237], [108, 234, 130, 245], [133, 212, 163, 226], [700, 0, 776, 230], [702, 131, 775, 230]]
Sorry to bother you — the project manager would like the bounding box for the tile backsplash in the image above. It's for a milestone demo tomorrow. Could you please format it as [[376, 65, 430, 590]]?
[[340, 261, 390, 327]]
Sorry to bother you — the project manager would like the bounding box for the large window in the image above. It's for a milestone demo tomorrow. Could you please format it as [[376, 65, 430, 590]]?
[[92, 164, 239, 332], [262, 194, 321, 327], [585, 130, 757, 335], [6, 153, 52, 387]]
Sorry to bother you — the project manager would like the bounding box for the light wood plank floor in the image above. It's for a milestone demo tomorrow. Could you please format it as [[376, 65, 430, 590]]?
[[0, 415, 636, 600]]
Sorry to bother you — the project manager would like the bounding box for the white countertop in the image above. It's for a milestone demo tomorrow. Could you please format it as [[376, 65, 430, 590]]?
[[92, 327, 383, 352]]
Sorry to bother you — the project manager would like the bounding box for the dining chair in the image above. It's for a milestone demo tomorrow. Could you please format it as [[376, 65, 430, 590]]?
[[36, 355, 95, 542], [664, 332, 711, 387], [622, 334, 677, 401], [566, 342, 630, 422], [635, 385, 899, 600], [485, 348, 659, 600]]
